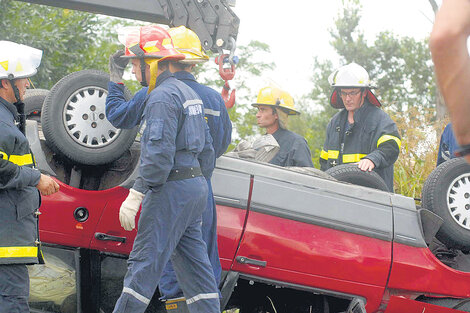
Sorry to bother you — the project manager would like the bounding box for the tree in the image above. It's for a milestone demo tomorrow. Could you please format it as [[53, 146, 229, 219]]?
[[0, 0, 127, 89]]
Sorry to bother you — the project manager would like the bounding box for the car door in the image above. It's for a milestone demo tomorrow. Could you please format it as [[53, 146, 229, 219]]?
[[231, 172, 393, 311]]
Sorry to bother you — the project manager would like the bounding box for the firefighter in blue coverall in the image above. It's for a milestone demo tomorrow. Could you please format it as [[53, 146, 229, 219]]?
[[0, 41, 59, 313], [111, 25, 219, 313], [107, 26, 232, 312]]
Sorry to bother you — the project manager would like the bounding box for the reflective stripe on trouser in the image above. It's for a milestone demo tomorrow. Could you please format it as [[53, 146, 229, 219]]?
[[160, 179, 222, 300], [0, 264, 30, 313], [112, 177, 220, 313]]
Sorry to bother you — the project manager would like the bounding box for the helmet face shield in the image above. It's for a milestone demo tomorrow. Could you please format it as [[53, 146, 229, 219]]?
[[118, 25, 184, 61], [0, 41, 42, 79]]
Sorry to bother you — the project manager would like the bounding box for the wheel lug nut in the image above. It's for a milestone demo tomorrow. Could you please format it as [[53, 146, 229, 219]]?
[[90, 105, 96, 111], [465, 193, 469, 199], [466, 204, 470, 210], [82, 114, 88, 120], [99, 113, 105, 120], [91, 122, 97, 128]]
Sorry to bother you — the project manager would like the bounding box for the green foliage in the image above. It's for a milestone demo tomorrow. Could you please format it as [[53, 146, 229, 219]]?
[[0, 0, 130, 89], [194, 41, 275, 143]]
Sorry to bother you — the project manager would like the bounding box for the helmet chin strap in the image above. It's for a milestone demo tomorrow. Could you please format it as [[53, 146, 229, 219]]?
[[9, 79, 26, 134], [129, 45, 148, 87]]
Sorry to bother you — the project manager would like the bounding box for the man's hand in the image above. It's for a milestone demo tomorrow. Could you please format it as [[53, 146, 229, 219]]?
[[36, 174, 59, 196], [119, 188, 144, 231], [109, 49, 129, 84], [357, 158, 375, 172]]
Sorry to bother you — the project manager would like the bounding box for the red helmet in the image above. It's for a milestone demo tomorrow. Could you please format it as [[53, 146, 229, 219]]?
[[120, 25, 185, 61]]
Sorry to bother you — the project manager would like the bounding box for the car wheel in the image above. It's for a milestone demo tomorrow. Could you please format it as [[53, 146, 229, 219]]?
[[422, 157, 470, 250], [325, 164, 389, 191], [24, 88, 48, 122], [41, 70, 138, 165]]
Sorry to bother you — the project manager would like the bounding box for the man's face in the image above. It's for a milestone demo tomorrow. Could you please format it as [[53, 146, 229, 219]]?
[[14, 78, 30, 101], [1, 78, 30, 102], [255, 105, 278, 129], [340, 88, 365, 113], [131, 58, 150, 83]]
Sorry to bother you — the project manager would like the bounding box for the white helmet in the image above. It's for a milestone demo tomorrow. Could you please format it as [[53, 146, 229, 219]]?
[[328, 62, 381, 109], [0, 41, 42, 80]]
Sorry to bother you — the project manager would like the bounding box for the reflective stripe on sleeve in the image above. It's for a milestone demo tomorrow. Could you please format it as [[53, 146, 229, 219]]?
[[342, 154, 367, 163], [182, 99, 203, 109], [123, 287, 150, 305], [0, 246, 38, 258], [186, 292, 219, 305], [0, 150, 34, 166], [320, 150, 340, 160], [377, 135, 401, 149], [204, 108, 220, 117]]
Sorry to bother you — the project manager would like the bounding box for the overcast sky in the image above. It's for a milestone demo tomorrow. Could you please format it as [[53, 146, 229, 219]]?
[[231, 0, 436, 100]]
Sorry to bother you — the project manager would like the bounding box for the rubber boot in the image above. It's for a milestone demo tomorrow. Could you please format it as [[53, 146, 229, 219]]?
[[165, 297, 190, 313]]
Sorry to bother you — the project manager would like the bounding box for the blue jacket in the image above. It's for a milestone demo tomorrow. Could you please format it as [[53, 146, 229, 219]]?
[[437, 123, 460, 166], [173, 71, 232, 158], [0, 96, 42, 265], [105, 72, 232, 157], [131, 71, 215, 194], [269, 128, 313, 167]]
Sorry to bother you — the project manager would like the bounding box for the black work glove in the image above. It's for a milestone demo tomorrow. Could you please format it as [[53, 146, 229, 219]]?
[[109, 49, 129, 83]]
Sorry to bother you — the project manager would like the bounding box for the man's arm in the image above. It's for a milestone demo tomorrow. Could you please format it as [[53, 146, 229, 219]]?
[[214, 95, 232, 158], [363, 115, 400, 170], [199, 122, 216, 180], [430, 0, 470, 162], [105, 82, 148, 129]]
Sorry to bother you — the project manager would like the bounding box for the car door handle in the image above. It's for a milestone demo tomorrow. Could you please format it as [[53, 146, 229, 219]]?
[[236, 256, 266, 267], [94, 232, 126, 243]]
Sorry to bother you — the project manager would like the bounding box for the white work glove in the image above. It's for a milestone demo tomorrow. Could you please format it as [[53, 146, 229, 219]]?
[[119, 188, 145, 231], [109, 49, 129, 83]]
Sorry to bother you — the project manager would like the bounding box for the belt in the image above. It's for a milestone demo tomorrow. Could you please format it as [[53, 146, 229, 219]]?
[[167, 167, 202, 181]]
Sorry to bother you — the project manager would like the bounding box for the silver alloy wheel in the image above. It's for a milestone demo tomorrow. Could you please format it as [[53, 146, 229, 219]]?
[[62, 87, 120, 148], [447, 173, 470, 230]]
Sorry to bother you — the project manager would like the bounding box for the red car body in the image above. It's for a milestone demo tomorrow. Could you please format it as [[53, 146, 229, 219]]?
[[36, 153, 470, 313]]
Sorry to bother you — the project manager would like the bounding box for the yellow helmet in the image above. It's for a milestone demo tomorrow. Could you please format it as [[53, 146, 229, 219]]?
[[252, 86, 300, 115], [168, 26, 209, 64]]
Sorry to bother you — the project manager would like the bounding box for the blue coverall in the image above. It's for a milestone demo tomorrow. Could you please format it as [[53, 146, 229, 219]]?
[[437, 123, 460, 166], [112, 71, 219, 313], [0, 96, 42, 313], [106, 71, 232, 300]]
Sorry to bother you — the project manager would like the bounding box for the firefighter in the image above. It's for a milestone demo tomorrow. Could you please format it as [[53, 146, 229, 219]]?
[[111, 25, 219, 313], [106, 25, 232, 312], [0, 40, 59, 312], [157, 25, 232, 313], [252, 86, 313, 167], [320, 63, 401, 192]]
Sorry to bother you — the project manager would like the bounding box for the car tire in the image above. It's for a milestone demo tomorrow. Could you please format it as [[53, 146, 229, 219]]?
[[422, 157, 470, 250], [287, 166, 336, 180], [24, 88, 48, 122], [41, 70, 138, 165], [325, 164, 389, 191]]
